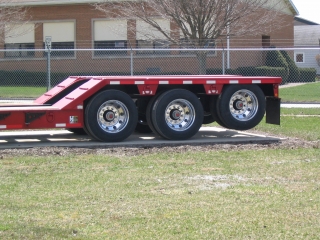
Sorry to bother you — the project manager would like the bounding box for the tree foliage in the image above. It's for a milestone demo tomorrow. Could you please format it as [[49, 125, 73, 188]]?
[[0, 0, 29, 40], [94, 0, 288, 48], [95, 0, 291, 74]]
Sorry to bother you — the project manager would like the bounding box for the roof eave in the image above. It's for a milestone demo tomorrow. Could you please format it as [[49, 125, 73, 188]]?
[[5, 0, 99, 7], [6, 0, 301, 16], [286, 0, 299, 16]]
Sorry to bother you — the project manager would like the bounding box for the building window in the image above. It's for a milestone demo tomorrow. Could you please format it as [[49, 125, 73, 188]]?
[[136, 19, 170, 55], [94, 40, 127, 56], [5, 43, 35, 58], [136, 39, 170, 54], [43, 42, 74, 57], [179, 39, 215, 55], [4, 23, 35, 58], [295, 53, 304, 63], [93, 20, 128, 57], [43, 22, 75, 58], [262, 35, 271, 48], [204, 40, 216, 55]]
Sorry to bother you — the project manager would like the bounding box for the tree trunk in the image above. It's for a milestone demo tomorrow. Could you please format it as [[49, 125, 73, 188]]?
[[196, 51, 207, 75]]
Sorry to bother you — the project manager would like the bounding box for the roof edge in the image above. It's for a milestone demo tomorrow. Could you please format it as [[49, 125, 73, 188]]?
[[5, 0, 99, 7], [285, 0, 299, 16], [295, 17, 320, 25], [5, 0, 300, 16]]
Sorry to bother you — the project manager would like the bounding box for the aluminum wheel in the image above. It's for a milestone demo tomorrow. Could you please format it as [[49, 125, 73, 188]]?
[[164, 99, 196, 131], [85, 90, 137, 142], [216, 85, 265, 131], [229, 89, 259, 121], [97, 100, 129, 133], [149, 89, 203, 140]]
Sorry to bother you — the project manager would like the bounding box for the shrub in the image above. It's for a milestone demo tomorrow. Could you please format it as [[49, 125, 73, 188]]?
[[255, 66, 287, 84], [280, 50, 301, 83], [236, 67, 257, 76], [0, 70, 47, 86], [159, 71, 191, 75], [236, 66, 286, 84], [299, 68, 317, 83], [206, 68, 238, 75], [266, 50, 289, 84]]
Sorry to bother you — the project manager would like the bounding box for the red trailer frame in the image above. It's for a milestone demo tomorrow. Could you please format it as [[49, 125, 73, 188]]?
[[0, 75, 281, 142]]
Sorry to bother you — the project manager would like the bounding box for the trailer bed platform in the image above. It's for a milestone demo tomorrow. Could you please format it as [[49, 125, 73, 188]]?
[[0, 75, 282, 141]]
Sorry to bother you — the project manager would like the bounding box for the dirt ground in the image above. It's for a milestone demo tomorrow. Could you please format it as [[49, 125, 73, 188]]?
[[0, 130, 319, 158]]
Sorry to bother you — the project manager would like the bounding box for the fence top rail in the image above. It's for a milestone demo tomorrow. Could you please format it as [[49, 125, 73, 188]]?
[[70, 74, 282, 83], [1, 47, 320, 52]]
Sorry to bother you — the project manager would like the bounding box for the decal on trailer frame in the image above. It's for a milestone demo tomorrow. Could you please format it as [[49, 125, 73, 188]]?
[[70, 116, 78, 124]]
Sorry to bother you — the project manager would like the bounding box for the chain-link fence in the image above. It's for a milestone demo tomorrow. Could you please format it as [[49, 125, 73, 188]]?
[[0, 48, 319, 100]]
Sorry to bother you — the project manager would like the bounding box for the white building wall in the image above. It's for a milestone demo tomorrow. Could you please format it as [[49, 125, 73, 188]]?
[[295, 49, 320, 74]]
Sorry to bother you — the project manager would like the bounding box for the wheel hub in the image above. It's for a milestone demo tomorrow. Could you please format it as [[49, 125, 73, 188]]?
[[165, 100, 195, 131], [171, 109, 181, 120], [104, 110, 115, 122], [234, 100, 244, 110], [229, 90, 258, 121], [97, 100, 129, 133]]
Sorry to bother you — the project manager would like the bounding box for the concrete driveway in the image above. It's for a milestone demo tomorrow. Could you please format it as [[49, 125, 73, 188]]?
[[0, 127, 280, 149]]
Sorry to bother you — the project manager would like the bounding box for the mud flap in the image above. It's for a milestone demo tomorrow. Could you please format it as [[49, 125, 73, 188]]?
[[266, 97, 281, 125]]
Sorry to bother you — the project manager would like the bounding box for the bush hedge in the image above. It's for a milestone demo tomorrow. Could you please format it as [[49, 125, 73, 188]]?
[[266, 50, 289, 84], [206, 68, 238, 75], [236, 66, 286, 83], [0, 71, 47, 86], [299, 68, 317, 82], [255, 66, 288, 83], [280, 50, 301, 83], [236, 66, 257, 76]]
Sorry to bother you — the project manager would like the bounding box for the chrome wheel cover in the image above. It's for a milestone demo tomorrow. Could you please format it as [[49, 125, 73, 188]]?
[[229, 89, 259, 121], [164, 99, 195, 131], [97, 100, 129, 133]]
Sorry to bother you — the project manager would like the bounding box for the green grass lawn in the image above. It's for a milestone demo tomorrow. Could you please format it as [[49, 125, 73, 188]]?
[[253, 107, 320, 141], [0, 86, 47, 98], [280, 82, 320, 103], [0, 108, 320, 239], [1, 148, 320, 239], [205, 108, 320, 141], [281, 107, 320, 115], [253, 115, 320, 141]]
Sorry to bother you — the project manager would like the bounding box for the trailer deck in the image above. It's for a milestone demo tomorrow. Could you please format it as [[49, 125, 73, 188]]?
[[0, 75, 282, 141]]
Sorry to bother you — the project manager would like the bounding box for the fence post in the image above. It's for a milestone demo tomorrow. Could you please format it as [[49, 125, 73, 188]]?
[[222, 49, 225, 75], [130, 48, 133, 76], [47, 50, 51, 91], [45, 36, 52, 91]]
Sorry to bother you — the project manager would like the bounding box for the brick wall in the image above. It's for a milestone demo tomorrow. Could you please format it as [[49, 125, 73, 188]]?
[[0, 3, 295, 74]]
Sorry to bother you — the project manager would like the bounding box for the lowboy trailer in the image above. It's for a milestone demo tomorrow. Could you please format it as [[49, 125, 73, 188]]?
[[0, 75, 281, 142]]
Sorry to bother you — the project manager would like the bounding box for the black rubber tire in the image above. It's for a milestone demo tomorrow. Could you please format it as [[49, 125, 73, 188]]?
[[150, 89, 203, 140], [135, 99, 152, 133], [202, 113, 215, 124], [209, 96, 228, 128], [216, 85, 265, 130], [200, 96, 215, 124], [84, 90, 138, 142], [135, 113, 152, 133], [146, 93, 163, 136]]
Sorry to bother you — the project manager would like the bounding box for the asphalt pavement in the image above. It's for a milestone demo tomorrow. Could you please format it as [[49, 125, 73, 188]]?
[[0, 127, 281, 149]]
